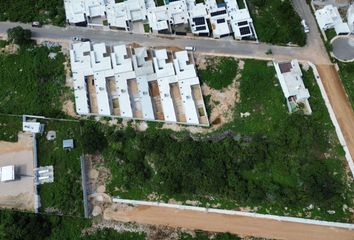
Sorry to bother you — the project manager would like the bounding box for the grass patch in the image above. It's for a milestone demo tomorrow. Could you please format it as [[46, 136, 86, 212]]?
[[0, 0, 66, 26], [156, 0, 165, 6], [0, 115, 21, 142], [247, 0, 306, 46], [338, 62, 354, 110], [0, 45, 68, 118], [325, 29, 337, 42], [37, 120, 84, 216], [0, 40, 7, 48], [144, 24, 150, 33], [198, 57, 238, 90]]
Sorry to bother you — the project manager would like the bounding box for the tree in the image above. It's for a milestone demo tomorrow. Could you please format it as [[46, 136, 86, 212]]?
[[7, 26, 32, 45], [81, 122, 107, 154]]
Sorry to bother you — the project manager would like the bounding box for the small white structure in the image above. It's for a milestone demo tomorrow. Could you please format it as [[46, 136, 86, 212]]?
[[0, 165, 15, 182], [34, 166, 54, 185], [22, 115, 45, 134], [273, 60, 312, 115], [63, 139, 74, 150], [315, 5, 350, 35], [348, 4, 354, 33]]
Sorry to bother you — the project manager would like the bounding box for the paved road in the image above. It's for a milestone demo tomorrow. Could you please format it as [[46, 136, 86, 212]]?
[[0, 21, 328, 64]]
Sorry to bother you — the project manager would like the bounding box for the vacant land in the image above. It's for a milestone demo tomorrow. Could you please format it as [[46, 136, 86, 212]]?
[[247, 0, 306, 46], [86, 60, 353, 222], [0, 115, 22, 142], [37, 120, 84, 216], [198, 57, 238, 90], [0, 0, 66, 26], [0, 43, 68, 118], [0, 132, 35, 211]]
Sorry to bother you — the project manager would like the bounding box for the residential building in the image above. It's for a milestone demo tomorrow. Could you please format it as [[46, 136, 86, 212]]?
[[315, 4, 350, 35], [348, 4, 354, 33], [273, 60, 312, 115], [69, 42, 209, 126]]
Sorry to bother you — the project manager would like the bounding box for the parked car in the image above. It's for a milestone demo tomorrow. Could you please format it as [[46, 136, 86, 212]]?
[[32, 21, 42, 28], [72, 37, 81, 41], [185, 46, 195, 51], [301, 19, 310, 33], [80, 38, 90, 42]]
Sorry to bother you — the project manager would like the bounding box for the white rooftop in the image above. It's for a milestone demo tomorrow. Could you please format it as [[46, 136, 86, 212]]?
[[0, 165, 15, 182], [315, 5, 344, 30], [22, 121, 41, 133]]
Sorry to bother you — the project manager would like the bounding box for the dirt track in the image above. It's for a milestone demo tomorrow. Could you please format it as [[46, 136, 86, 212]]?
[[316, 64, 354, 163], [104, 205, 354, 240]]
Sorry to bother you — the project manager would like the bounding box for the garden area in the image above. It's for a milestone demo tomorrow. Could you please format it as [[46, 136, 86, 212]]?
[[247, 0, 306, 46], [36, 120, 84, 216], [80, 60, 353, 223], [0, 0, 66, 26]]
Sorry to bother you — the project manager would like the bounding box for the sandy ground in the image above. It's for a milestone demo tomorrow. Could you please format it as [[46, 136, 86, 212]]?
[[317, 64, 354, 168], [103, 204, 354, 240], [0, 133, 35, 211], [161, 56, 241, 133]]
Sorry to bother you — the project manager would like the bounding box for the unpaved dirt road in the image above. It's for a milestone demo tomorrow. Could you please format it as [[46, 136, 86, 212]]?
[[104, 205, 354, 240], [316, 65, 354, 162]]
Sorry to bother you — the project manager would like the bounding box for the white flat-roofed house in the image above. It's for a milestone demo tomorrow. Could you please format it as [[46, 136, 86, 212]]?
[[111, 45, 134, 118], [189, 3, 210, 36], [153, 49, 175, 78], [136, 75, 155, 120], [73, 72, 90, 115], [315, 4, 350, 35], [166, 0, 189, 26], [0, 166, 15, 182], [147, 6, 170, 32], [158, 75, 178, 122], [173, 51, 200, 124], [91, 43, 114, 116], [64, 0, 86, 24], [106, 2, 130, 30], [84, 0, 106, 19], [204, 0, 230, 38], [274, 59, 312, 115], [225, 0, 255, 40], [106, 0, 148, 30]]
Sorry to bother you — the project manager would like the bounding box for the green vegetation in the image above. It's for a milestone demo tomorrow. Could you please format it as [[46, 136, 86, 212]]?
[[144, 24, 150, 33], [338, 62, 354, 110], [0, 115, 21, 142], [236, 0, 245, 9], [0, 0, 66, 26], [0, 40, 7, 48], [156, 0, 165, 6], [325, 29, 337, 42], [85, 59, 353, 222], [0, 209, 145, 240], [0, 43, 67, 118], [247, 0, 306, 46], [7, 26, 32, 45], [199, 57, 238, 90], [37, 120, 84, 216]]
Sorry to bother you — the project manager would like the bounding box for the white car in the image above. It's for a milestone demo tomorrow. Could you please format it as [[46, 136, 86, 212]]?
[[301, 19, 310, 33]]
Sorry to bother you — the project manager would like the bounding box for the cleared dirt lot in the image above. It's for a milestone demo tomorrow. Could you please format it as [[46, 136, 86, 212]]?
[[317, 64, 354, 166], [104, 204, 354, 240], [0, 133, 35, 211]]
